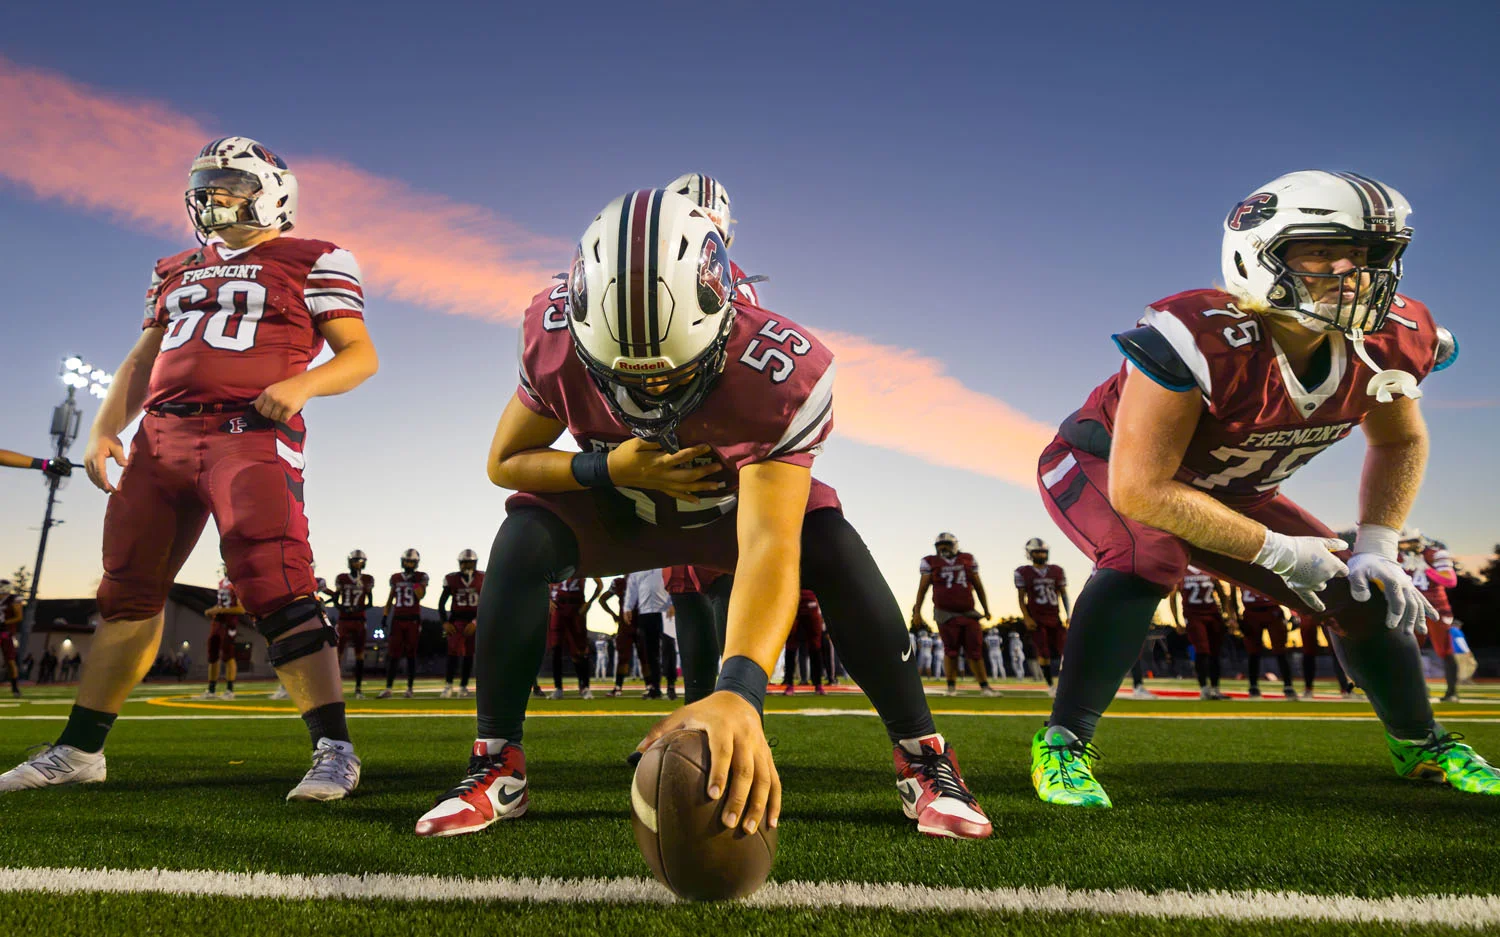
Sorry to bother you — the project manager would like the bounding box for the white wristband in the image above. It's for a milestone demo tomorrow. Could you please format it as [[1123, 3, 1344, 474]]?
[[1352, 524, 1399, 560]]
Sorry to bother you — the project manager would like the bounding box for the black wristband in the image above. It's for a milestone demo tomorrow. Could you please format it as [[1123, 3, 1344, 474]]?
[[715, 655, 769, 714], [30, 458, 45, 471], [571, 451, 613, 488]]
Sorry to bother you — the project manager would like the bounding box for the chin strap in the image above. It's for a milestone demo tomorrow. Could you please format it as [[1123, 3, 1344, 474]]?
[[1349, 328, 1422, 403]]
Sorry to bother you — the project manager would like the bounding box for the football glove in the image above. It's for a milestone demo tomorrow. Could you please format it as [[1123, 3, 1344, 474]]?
[[1349, 525, 1437, 635], [1253, 530, 1349, 612]]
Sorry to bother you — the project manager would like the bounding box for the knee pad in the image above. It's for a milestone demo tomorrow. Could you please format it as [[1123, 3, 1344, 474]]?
[[258, 598, 336, 668]]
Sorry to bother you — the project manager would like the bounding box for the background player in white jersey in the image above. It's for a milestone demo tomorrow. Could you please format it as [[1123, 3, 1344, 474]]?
[[984, 626, 1003, 683], [1007, 629, 1026, 684]]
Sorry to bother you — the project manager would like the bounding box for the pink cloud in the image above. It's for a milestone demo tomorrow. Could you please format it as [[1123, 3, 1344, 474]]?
[[0, 56, 1054, 486]]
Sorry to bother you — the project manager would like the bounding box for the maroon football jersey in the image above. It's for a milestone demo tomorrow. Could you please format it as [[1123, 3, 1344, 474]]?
[[1, 592, 20, 630], [334, 572, 375, 619], [794, 589, 823, 631], [1401, 545, 1454, 616], [921, 553, 980, 613], [516, 284, 837, 530], [1013, 563, 1067, 626], [550, 578, 587, 606], [1239, 587, 1284, 620], [143, 236, 364, 408], [1076, 289, 1449, 507], [388, 571, 429, 618], [444, 571, 484, 619], [1177, 566, 1226, 620]]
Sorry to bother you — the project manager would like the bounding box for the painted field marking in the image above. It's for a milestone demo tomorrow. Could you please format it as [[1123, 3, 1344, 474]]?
[[0, 866, 1495, 926]]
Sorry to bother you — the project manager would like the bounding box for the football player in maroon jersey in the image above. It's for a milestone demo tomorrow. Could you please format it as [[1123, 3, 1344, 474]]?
[[1400, 529, 1462, 702], [782, 589, 827, 695], [201, 572, 246, 699], [1236, 587, 1297, 699], [415, 190, 989, 840], [1013, 538, 1069, 694], [380, 549, 428, 699], [913, 533, 997, 697], [545, 577, 601, 699], [1, 580, 22, 698], [439, 550, 484, 699], [1032, 170, 1496, 808], [1294, 611, 1354, 700], [1169, 566, 1233, 700], [333, 550, 375, 699], [0, 138, 377, 801]]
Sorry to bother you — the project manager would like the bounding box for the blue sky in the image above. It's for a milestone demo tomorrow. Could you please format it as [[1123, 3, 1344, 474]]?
[[2, 1, 1496, 614]]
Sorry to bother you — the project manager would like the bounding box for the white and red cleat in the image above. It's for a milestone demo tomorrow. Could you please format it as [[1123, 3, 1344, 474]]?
[[414, 740, 528, 837], [893, 734, 992, 839]]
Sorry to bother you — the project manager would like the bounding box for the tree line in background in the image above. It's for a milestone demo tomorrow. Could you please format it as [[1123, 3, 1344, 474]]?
[[1451, 547, 1500, 649]]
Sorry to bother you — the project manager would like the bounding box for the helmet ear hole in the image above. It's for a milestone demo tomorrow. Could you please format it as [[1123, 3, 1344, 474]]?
[[678, 236, 690, 261], [1233, 251, 1248, 279]]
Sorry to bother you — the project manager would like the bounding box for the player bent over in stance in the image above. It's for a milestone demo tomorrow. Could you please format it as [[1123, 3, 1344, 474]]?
[[1032, 170, 1497, 808], [415, 190, 989, 839], [0, 138, 377, 800], [913, 533, 998, 697], [439, 550, 483, 699]]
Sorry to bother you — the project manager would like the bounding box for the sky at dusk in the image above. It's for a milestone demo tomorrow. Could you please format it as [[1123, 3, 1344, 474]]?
[[2, 1, 1497, 622]]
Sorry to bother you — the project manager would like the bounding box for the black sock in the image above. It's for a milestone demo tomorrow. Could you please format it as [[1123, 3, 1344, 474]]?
[[1041, 663, 1054, 686], [460, 655, 472, 689], [446, 655, 458, 684], [1047, 569, 1165, 743], [226, 680, 234, 692], [1443, 656, 1459, 696], [1130, 659, 1145, 688], [301, 701, 350, 746], [1303, 652, 1317, 694], [574, 658, 590, 691], [208, 681, 217, 694], [801, 509, 934, 742], [1247, 654, 1262, 690], [552, 644, 564, 691], [406, 657, 416, 692], [353, 659, 364, 691], [475, 508, 579, 742], [385, 669, 395, 689], [57, 705, 117, 754], [1194, 656, 1209, 687], [1276, 653, 1294, 690], [1208, 655, 1222, 688]]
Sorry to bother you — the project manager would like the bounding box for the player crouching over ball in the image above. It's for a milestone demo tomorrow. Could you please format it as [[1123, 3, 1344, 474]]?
[[414, 189, 990, 842]]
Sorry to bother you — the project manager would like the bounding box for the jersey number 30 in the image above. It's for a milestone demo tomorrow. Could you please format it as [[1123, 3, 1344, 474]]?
[[159, 281, 267, 353]]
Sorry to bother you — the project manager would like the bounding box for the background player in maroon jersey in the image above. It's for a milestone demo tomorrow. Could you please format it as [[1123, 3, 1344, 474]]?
[[1, 580, 22, 697], [546, 577, 600, 699], [439, 549, 484, 699], [380, 549, 428, 699], [1236, 587, 1296, 699], [1014, 538, 1069, 694], [415, 190, 989, 840], [0, 137, 377, 801], [1031, 170, 1496, 808], [1169, 565, 1233, 700], [1400, 529, 1461, 702], [913, 533, 997, 697], [782, 589, 827, 695], [1294, 610, 1354, 700], [333, 550, 375, 699], [200, 572, 246, 700]]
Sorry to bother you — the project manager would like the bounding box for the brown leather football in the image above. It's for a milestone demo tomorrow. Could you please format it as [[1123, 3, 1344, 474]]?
[[630, 728, 776, 901]]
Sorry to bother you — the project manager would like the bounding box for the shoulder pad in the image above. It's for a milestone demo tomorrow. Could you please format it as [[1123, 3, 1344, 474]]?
[[1434, 327, 1459, 372], [1112, 325, 1197, 392]]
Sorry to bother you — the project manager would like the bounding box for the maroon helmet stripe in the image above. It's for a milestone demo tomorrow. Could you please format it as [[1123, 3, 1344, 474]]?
[[628, 188, 652, 356]]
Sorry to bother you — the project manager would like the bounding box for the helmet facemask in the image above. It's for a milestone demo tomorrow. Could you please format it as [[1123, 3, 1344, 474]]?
[[1261, 230, 1407, 335], [185, 168, 264, 237]]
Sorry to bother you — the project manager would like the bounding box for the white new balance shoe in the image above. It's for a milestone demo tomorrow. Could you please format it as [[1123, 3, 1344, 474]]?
[[1131, 685, 1158, 700], [286, 738, 361, 802], [269, 685, 289, 701], [441, 686, 455, 699], [0, 744, 107, 792]]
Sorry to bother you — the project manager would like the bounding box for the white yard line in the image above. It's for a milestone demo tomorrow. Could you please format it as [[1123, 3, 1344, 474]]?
[[0, 866, 1494, 926]]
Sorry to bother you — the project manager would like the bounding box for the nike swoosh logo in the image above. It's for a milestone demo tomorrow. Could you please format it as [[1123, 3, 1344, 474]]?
[[898, 782, 920, 808], [902, 644, 913, 662], [496, 784, 525, 806]]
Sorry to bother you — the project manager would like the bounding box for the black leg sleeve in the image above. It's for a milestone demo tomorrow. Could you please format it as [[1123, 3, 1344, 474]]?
[[475, 507, 581, 742], [1047, 569, 1165, 743], [800, 509, 934, 742], [637, 613, 663, 689], [1330, 626, 1436, 740], [672, 593, 721, 704]]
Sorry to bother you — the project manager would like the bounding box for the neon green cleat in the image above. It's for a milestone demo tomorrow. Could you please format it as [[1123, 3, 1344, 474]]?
[[1388, 731, 1500, 795], [1030, 725, 1112, 808]]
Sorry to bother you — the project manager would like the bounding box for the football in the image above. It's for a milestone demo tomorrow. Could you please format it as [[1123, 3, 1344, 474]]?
[[629, 728, 777, 901]]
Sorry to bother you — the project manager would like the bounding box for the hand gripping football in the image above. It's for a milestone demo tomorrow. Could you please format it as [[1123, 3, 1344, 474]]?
[[629, 728, 776, 901]]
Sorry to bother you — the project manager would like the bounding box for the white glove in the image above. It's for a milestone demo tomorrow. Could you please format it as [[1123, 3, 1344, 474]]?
[[1253, 530, 1349, 612], [1348, 525, 1437, 635]]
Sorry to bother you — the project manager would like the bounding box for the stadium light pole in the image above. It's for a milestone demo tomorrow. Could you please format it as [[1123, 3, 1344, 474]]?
[[18, 357, 113, 653]]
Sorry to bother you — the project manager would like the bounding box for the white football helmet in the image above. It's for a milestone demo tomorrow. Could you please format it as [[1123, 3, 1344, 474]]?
[[186, 137, 298, 240], [1221, 170, 1411, 336], [457, 549, 479, 569], [567, 189, 737, 448], [401, 549, 421, 571], [934, 532, 959, 557], [1025, 538, 1050, 561], [666, 173, 733, 245]]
